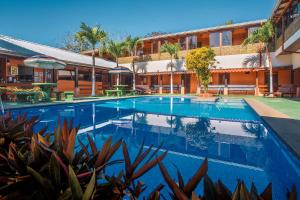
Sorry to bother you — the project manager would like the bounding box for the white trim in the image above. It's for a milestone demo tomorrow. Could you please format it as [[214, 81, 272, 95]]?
[[275, 29, 300, 56]]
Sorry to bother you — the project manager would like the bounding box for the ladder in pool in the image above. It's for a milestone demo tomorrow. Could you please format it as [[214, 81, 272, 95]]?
[[215, 87, 223, 103], [0, 95, 5, 115]]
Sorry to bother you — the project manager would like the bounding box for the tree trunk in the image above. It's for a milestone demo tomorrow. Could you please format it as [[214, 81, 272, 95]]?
[[91, 48, 96, 96], [266, 47, 274, 96], [196, 74, 201, 95], [132, 65, 136, 90], [170, 58, 174, 95], [132, 53, 136, 90], [116, 58, 120, 85]]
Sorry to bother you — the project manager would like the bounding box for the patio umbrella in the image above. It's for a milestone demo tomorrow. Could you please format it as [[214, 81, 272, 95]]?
[[24, 55, 66, 82], [108, 66, 132, 85]]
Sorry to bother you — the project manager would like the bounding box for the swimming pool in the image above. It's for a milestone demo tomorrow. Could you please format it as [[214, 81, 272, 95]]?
[[11, 96, 300, 199]]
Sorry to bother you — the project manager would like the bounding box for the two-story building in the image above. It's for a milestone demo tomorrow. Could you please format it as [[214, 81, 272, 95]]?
[[114, 18, 297, 95], [272, 0, 300, 87]]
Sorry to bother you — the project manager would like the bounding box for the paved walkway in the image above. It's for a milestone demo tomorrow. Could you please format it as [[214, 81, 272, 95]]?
[[245, 98, 300, 159]]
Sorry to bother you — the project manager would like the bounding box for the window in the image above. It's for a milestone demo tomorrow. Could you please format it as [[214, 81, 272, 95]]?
[[18, 66, 33, 82], [210, 32, 220, 47], [188, 35, 197, 49], [179, 37, 186, 50], [222, 31, 232, 46], [152, 41, 158, 53]]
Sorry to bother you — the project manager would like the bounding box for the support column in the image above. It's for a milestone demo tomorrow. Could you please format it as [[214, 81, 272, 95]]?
[[75, 67, 79, 96], [158, 40, 161, 59], [151, 41, 154, 54], [185, 36, 189, 51], [219, 32, 223, 55], [223, 73, 228, 96], [181, 74, 185, 95], [255, 71, 259, 96], [159, 75, 163, 94]]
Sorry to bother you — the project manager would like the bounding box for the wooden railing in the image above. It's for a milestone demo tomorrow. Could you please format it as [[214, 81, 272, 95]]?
[[118, 43, 262, 64], [275, 16, 300, 50]]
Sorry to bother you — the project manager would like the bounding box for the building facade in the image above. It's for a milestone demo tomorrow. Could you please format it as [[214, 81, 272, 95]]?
[[0, 35, 115, 96], [115, 18, 298, 95]]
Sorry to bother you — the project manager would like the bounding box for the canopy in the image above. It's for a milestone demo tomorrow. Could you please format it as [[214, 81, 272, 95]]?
[[108, 66, 132, 74], [24, 55, 66, 69]]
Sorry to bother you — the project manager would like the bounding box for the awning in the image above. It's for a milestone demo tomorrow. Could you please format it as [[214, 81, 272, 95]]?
[[24, 55, 66, 69], [138, 68, 266, 76], [108, 66, 132, 74]]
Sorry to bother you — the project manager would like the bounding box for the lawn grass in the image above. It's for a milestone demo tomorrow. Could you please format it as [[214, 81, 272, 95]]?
[[254, 97, 300, 120], [222, 95, 300, 120]]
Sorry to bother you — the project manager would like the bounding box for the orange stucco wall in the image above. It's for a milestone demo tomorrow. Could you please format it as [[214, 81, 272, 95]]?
[[278, 69, 292, 86], [294, 68, 300, 86], [57, 80, 103, 96], [229, 72, 256, 85]]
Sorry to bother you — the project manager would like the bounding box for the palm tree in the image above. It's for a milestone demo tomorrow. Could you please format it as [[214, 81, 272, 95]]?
[[74, 32, 89, 52], [125, 36, 142, 90], [106, 40, 127, 85], [160, 43, 181, 94], [78, 23, 107, 96], [243, 20, 275, 96]]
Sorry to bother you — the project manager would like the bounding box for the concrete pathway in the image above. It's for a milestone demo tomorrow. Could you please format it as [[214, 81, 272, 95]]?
[[245, 98, 300, 159]]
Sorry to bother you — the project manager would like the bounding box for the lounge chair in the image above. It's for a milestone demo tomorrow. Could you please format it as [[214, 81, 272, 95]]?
[[136, 85, 152, 94], [274, 84, 295, 97]]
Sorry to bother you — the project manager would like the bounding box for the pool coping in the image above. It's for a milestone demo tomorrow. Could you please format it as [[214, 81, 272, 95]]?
[[245, 98, 300, 160], [3, 95, 142, 111]]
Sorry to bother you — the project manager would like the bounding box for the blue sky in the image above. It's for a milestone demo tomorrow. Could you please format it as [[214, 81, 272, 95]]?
[[0, 0, 275, 46]]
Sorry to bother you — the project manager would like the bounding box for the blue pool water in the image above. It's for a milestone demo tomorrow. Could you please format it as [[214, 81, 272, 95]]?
[[11, 96, 300, 199]]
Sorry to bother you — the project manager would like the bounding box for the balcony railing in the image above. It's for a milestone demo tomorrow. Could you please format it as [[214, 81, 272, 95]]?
[[275, 15, 300, 51], [118, 43, 262, 64]]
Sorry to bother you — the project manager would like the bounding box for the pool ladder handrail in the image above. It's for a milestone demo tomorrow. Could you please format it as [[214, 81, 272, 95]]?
[[0, 95, 4, 115]]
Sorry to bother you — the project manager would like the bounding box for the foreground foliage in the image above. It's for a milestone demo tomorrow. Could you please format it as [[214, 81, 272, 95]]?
[[0, 113, 297, 200]]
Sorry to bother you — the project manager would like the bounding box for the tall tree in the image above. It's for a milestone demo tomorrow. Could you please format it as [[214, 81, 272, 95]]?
[[106, 40, 127, 85], [125, 36, 142, 90], [61, 32, 90, 53], [243, 20, 275, 96], [186, 47, 216, 94], [160, 43, 181, 94], [78, 22, 107, 96]]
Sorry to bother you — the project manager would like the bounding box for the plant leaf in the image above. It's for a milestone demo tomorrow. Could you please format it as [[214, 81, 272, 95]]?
[[183, 158, 208, 196], [68, 165, 83, 200], [49, 154, 61, 188], [82, 170, 96, 200], [260, 183, 272, 200]]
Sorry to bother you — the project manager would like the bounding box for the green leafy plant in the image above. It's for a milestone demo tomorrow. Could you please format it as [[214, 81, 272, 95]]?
[[77, 22, 107, 96], [0, 114, 167, 200], [160, 43, 181, 94], [243, 20, 275, 96], [185, 47, 216, 94]]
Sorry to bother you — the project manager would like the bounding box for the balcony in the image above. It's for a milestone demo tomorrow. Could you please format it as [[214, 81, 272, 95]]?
[[275, 15, 300, 51], [118, 43, 262, 64]]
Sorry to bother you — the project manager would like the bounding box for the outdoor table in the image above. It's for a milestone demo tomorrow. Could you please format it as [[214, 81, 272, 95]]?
[[113, 85, 128, 96], [32, 83, 57, 101]]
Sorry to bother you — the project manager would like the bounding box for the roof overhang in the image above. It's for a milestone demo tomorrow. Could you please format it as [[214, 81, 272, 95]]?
[[272, 0, 294, 23], [138, 68, 266, 75], [141, 20, 267, 41]]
